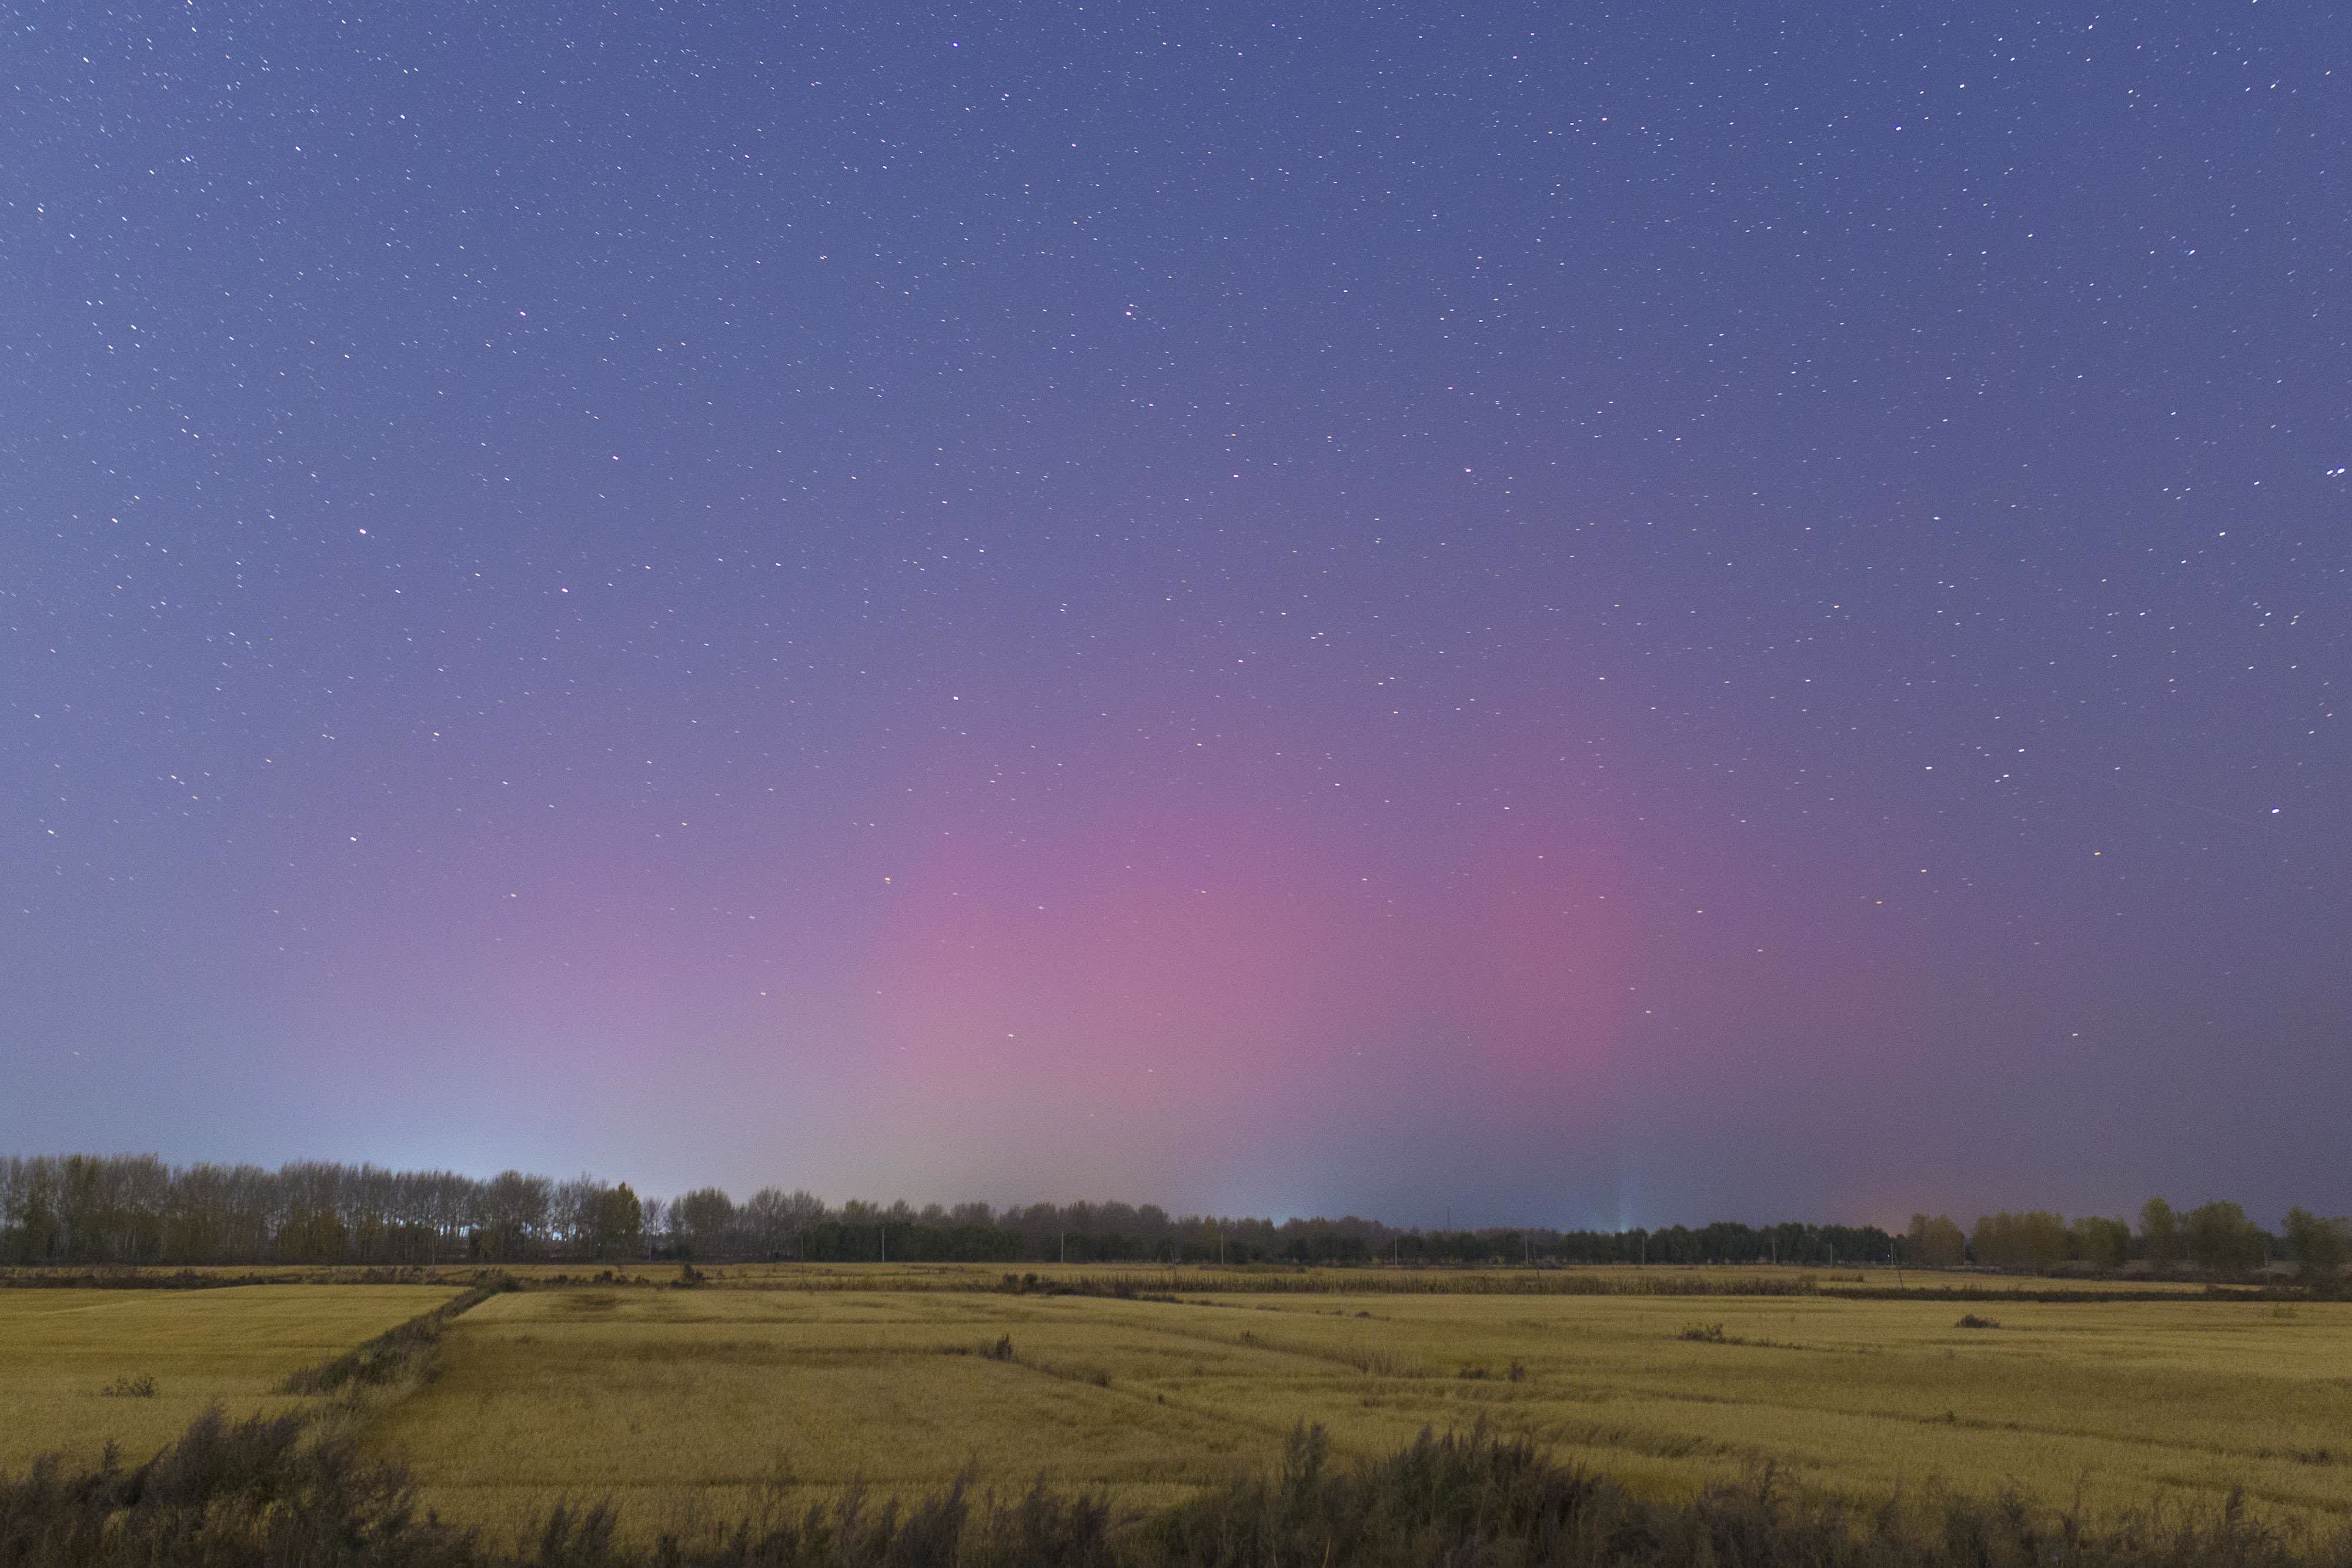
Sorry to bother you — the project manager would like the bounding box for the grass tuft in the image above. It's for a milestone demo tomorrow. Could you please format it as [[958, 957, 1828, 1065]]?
[[10, 1403, 2352, 1566]]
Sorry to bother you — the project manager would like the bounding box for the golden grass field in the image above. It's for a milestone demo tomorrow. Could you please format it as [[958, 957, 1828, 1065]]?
[[6, 1268, 2344, 1548], [0, 1284, 462, 1473], [348, 1273, 2352, 1542]]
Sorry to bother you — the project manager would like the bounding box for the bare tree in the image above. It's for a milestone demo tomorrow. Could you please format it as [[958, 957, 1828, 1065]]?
[[740, 1188, 798, 1258], [675, 1188, 731, 1252], [1906, 1213, 1966, 1266], [2283, 1208, 2347, 1284], [2139, 1198, 2179, 1272]]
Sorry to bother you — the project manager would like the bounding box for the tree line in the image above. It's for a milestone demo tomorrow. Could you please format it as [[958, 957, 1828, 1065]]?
[[3, 1154, 2335, 1278], [1901, 1198, 2349, 1280], [0, 1155, 1899, 1268], [0, 1156, 649, 1266]]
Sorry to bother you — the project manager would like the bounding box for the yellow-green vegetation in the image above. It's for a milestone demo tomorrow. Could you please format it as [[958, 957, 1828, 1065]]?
[[0, 1285, 462, 1472], [359, 1275, 2352, 1542]]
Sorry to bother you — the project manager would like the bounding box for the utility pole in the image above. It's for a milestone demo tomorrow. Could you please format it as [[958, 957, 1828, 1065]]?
[[880, 1224, 886, 1264], [1060, 1231, 1067, 1265]]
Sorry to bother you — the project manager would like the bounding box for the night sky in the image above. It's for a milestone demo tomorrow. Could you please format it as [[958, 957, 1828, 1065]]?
[[5, 1, 2346, 1229]]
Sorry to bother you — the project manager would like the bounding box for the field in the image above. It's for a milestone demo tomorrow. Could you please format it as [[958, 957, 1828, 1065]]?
[[356, 1272, 2352, 1542], [6, 1268, 2347, 1550], [0, 1284, 462, 1473]]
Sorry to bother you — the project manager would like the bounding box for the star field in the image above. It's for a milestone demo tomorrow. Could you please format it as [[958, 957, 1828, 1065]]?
[[3, 1, 2346, 1225]]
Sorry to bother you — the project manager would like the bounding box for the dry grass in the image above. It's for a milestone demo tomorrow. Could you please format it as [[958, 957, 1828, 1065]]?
[[0, 1285, 464, 1473], [352, 1281, 2352, 1544], [7, 1268, 2343, 1554]]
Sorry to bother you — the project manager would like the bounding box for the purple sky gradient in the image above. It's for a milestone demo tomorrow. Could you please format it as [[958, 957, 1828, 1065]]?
[[4, 1, 2346, 1228]]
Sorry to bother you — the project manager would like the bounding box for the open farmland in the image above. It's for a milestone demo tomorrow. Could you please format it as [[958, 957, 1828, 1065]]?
[[348, 1272, 2352, 1542], [0, 1284, 463, 1473]]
